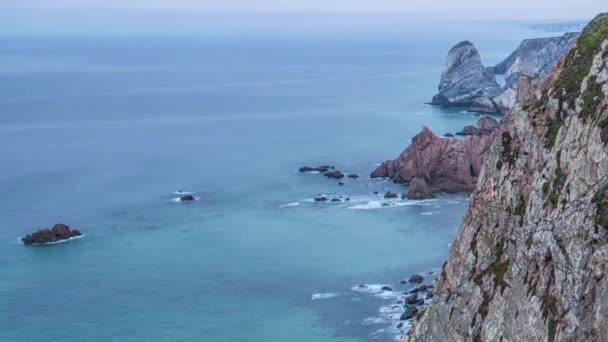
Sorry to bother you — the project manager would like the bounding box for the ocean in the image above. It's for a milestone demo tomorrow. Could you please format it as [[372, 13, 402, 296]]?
[[0, 22, 575, 342]]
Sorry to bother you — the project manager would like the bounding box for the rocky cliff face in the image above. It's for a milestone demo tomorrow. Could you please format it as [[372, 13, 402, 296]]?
[[431, 41, 501, 106], [494, 32, 579, 83], [371, 116, 502, 197], [406, 13, 608, 342], [437, 33, 578, 114]]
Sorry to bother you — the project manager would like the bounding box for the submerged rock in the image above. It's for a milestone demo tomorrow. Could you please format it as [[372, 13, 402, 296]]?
[[444, 133, 455, 137], [22, 224, 82, 245], [347, 174, 360, 179], [381, 286, 393, 291], [314, 196, 328, 202], [405, 294, 419, 305]]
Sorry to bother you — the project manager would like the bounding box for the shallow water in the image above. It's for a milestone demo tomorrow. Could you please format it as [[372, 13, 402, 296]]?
[[0, 23, 570, 341]]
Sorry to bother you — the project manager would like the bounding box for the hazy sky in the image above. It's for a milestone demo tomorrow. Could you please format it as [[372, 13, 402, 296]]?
[[3, 0, 607, 34]]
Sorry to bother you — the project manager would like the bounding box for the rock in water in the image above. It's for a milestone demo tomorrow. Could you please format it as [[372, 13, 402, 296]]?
[[324, 170, 344, 179], [347, 173, 359, 179], [408, 274, 424, 284], [406, 178, 433, 199], [179, 194, 196, 202], [406, 15, 608, 342], [384, 191, 399, 199], [431, 41, 500, 106], [22, 224, 82, 245]]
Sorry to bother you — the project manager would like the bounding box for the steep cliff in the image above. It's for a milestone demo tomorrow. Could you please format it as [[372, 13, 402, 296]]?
[[406, 13, 608, 342], [431, 41, 501, 106]]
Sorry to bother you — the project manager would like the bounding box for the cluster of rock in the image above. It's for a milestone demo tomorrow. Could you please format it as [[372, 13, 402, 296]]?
[[371, 116, 503, 199], [21, 223, 82, 245], [407, 14, 608, 342], [314, 195, 350, 202], [299, 165, 359, 181], [432, 32, 578, 114]]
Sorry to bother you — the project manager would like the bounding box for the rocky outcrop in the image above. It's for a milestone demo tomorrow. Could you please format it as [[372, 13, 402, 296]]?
[[493, 32, 578, 83], [406, 14, 608, 342], [433, 33, 577, 114], [179, 194, 196, 202], [372, 116, 502, 197], [22, 223, 82, 245], [431, 41, 501, 106]]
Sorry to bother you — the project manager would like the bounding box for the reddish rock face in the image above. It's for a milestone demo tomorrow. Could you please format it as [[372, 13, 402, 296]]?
[[371, 117, 504, 197], [406, 177, 434, 199]]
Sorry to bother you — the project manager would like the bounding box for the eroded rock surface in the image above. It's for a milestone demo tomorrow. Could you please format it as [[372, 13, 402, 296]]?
[[372, 117, 502, 197], [406, 14, 608, 342]]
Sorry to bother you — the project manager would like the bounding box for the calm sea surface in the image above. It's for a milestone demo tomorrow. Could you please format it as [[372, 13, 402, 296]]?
[[0, 22, 572, 341]]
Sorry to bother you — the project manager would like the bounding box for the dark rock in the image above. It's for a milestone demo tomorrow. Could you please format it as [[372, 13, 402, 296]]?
[[331, 198, 341, 202], [401, 193, 407, 200], [409, 274, 424, 283], [357, 284, 368, 289], [382, 203, 391, 207], [401, 306, 419, 320], [384, 191, 398, 199], [324, 170, 345, 179], [373, 191, 379, 195], [300, 165, 334, 173], [397, 322, 404, 329], [345, 197, 350, 201], [381, 286, 393, 291], [444, 133, 455, 137], [427, 291, 434, 299], [348, 174, 360, 179], [315, 196, 328, 202], [22, 223, 82, 245], [180, 194, 196, 202], [405, 294, 419, 305], [338, 182, 345, 186], [415, 299, 425, 306]]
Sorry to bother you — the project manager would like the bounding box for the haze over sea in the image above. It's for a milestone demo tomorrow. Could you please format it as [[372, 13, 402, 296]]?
[[0, 21, 579, 342]]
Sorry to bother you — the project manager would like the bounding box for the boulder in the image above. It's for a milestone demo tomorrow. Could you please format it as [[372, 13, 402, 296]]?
[[22, 224, 82, 245], [406, 177, 434, 200], [324, 170, 344, 179], [348, 174, 360, 179], [409, 274, 424, 283], [382, 286, 393, 291], [384, 191, 398, 199], [405, 294, 419, 305], [444, 133, 455, 137], [315, 196, 328, 202], [401, 306, 419, 320]]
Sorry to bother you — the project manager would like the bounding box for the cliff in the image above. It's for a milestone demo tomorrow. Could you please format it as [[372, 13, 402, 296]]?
[[435, 33, 578, 114], [406, 13, 608, 342], [371, 116, 501, 197], [431, 41, 501, 106]]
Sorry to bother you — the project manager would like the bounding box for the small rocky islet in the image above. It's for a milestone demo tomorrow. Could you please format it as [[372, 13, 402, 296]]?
[[21, 223, 82, 246]]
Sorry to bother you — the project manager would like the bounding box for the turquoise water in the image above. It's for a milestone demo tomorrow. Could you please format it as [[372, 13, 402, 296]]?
[[0, 23, 567, 341]]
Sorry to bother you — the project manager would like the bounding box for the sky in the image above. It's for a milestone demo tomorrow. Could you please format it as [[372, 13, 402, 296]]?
[[2, 0, 607, 34]]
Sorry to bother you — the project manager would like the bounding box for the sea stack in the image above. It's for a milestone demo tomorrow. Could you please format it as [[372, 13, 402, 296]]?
[[431, 41, 500, 107]]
